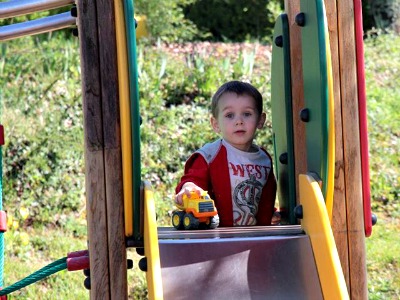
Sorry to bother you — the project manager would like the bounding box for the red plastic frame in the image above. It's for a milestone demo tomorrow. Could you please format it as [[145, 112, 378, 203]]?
[[354, 0, 373, 237]]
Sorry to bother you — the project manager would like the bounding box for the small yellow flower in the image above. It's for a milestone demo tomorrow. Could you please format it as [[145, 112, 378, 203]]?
[[19, 232, 29, 246], [7, 215, 13, 229], [12, 220, 19, 230], [19, 207, 30, 220]]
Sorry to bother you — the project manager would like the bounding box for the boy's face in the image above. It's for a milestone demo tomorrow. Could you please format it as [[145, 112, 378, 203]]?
[[211, 92, 266, 152]]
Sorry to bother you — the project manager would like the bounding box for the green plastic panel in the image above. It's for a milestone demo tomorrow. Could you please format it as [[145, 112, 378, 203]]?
[[123, 0, 142, 241], [271, 14, 296, 225], [299, 0, 329, 197]]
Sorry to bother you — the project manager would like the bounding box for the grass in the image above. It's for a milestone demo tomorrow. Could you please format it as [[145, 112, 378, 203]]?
[[3, 227, 88, 299], [366, 213, 400, 299], [364, 32, 400, 299]]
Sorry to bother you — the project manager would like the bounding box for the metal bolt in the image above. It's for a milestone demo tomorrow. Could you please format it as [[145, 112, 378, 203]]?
[[294, 205, 303, 219], [300, 108, 310, 122], [71, 5, 77, 18], [295, 12, 306, 27], [279, 152, 288, 165], [275, 35, 283, 48]]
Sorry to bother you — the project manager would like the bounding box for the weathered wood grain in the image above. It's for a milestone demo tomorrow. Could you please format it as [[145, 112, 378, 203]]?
[[324, 0, 350, 290], [95, 0, 128, 298], [337, 1, 368, 298], [284, 0, 307, 204]]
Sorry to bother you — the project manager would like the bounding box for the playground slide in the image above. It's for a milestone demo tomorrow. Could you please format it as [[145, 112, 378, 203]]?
[[139, 1, 346, 298], [137, 0, 347, 298], [158, 227, 322, 300], [141, 173, 348, 300]]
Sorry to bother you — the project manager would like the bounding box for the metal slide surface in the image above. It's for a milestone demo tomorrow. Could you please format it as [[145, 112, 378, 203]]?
[[158, 226, 323, 300], [143, 183, 347, 300]]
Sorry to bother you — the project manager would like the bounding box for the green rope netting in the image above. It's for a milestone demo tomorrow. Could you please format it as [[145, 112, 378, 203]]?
[[0, 257, 67, 296]]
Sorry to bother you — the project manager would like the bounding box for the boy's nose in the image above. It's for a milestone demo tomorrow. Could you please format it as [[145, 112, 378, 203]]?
[[236, 117, 244, 125]]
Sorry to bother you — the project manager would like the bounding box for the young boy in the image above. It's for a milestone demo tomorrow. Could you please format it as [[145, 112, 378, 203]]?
[[175, 80, 277, 227]]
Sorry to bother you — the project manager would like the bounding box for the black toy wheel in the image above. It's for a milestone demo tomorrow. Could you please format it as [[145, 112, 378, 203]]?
[[172, 210, 185, 229], [183, 213, 199, 230]]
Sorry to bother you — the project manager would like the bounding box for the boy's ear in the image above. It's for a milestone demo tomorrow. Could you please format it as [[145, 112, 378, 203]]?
[[257, 112, 266, 129], [210, 116, 220, 133]]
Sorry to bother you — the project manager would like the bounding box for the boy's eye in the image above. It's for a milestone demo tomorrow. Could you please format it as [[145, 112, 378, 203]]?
[[244, 112, 252, 117], [225, 113, 234, 119]]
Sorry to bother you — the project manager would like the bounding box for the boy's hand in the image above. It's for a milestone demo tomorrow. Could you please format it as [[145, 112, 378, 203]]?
[[175, 182, 204, 205]]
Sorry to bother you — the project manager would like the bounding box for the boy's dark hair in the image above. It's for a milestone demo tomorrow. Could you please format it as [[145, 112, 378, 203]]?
[[211, 81, 263, 118]]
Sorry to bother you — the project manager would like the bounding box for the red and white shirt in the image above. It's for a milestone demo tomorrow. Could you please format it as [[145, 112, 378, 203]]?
[[176, 139, 277, 227]]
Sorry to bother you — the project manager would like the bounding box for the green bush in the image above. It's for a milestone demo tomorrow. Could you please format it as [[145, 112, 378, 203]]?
[[363, 0, 400, 33], [134, 0, 284, 43], [184, 0, 283, 42], [135, 0, 200, 42]]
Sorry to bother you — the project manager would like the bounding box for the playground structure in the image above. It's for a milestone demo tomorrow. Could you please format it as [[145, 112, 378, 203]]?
[[0, 0, 375, 299]]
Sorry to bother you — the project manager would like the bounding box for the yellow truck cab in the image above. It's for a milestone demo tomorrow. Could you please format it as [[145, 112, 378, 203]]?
[[172, 191, 219, 230]]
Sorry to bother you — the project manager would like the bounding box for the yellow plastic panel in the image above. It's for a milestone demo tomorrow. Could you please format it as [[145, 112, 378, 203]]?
[[324, 4, 335, 222], [299, 174, 348, 300], [135, 15, 148, 39], [114, 0, 134, 236], [143, 181, 163, 300]]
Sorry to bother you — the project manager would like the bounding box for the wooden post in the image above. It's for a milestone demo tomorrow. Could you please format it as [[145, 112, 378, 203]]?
[[77, 0, 127, 298], [284, 0, 367, 298], [336, 1, 368, 298], [324, 0, 350, 290], [97, 0, 128, 298], [284, 0, 307, 203]]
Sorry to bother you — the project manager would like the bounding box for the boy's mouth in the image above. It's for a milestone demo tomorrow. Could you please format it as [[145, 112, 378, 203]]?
[[234, 130, 246, 134]]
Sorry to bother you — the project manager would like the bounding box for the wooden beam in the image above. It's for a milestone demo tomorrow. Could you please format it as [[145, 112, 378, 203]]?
[[324, 0, 350, 290], [337, 1, 368, 298], [95, 0, 128, 299], [284, 0, 307, 204]]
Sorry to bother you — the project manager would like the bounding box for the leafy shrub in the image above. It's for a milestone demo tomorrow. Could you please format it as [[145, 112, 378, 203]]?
[[135, 0, 200, 42], [184, 0, 283, 42], [363, 0, 400, 33], [135, 0, 284, 43]]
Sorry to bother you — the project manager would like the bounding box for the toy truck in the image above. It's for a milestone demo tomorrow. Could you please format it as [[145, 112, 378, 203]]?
[[172, 191, 219, 230]]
